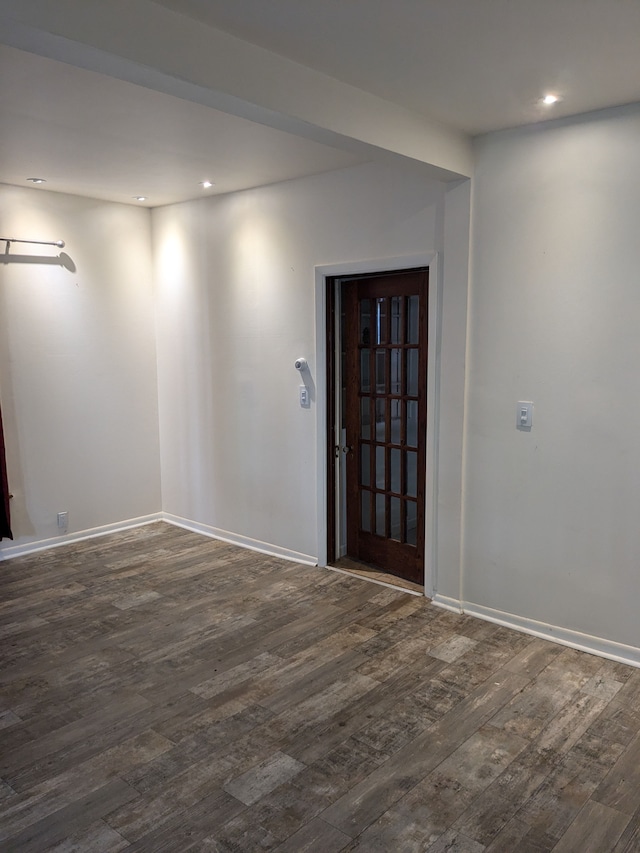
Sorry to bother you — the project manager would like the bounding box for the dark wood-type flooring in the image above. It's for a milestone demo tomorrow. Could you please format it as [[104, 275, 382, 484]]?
[[1, 522, 639, 851]]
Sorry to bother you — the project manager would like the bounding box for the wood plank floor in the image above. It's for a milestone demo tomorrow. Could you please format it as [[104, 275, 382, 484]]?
[[1, 522, 639, 852]]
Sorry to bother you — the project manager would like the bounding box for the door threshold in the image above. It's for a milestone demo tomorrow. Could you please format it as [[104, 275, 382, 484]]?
[[328, 557, 424, 596]]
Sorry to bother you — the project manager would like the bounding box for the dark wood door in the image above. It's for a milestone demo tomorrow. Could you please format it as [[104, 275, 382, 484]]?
[[344, 270, 428, 584]]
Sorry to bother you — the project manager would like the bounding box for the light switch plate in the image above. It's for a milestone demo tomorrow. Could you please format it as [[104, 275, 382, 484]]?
[[517, 401, 533, 430]]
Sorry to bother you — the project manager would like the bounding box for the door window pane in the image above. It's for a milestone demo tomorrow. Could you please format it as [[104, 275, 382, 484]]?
[[360, 444, 370, 487], [375, 349, 386, 393], [406, 500, 418, 546], [360, 397, 371, 439], [407, 294, 419, 344], [375, 398, 386, 442], [375, 298, 387, 344], [407, 349, 418, 396], [361, 491, 371, 532], [360, 349, 370, 393], [390, 348, 402, 394], [390, 399, 401, 444], [406, 400, 418, 448], [376, 493, 386, 536], [360, 298, 371, 345], [390, 296, 402, 344], [376, 445, 386, 489], [390, 448, 401, 494], [390, 497, 401, 541], [406, 450, 417, 497]]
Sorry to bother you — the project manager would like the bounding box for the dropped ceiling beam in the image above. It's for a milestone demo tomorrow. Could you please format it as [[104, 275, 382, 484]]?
[[0, 0, 473, 182]]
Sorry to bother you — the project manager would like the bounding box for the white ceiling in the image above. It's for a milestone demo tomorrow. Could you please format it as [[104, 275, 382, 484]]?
[[2, 0, 640, 207], [153, 0, 640, 134], [0, 45, 363, 208]]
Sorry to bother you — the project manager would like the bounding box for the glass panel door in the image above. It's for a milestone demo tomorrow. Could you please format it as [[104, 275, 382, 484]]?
[[343, 269, 428, 585]]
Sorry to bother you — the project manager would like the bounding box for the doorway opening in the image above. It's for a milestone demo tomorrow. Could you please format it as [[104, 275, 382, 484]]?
[[326, 267, 429, 589]]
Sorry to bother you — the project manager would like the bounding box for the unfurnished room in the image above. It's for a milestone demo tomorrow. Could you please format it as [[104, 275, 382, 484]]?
[[1, 1, 640, 850]]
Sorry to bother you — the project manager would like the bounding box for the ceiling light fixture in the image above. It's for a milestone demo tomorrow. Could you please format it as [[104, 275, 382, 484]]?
[[27, 177, 46, 184], [200, 181, 214, 189], [542, 94, 559, 105], [133, 196, 147, 201]]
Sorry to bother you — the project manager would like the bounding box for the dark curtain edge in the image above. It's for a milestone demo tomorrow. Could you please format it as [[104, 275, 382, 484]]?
[[0, 401, 13, 540]]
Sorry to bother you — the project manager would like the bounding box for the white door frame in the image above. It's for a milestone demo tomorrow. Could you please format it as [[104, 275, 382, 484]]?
[[314, 252, 441, 598]]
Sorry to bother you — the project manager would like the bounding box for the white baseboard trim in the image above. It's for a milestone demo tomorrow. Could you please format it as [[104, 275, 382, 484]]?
[[162, 513, 318, 566], [0, 514, 163, 561], [431, 594, 464, 614], [433, 594, 640, 669]]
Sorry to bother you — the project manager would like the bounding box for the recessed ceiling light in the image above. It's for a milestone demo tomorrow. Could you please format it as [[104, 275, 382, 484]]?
[[27, 177, 46, 184], [133, 196, 147, 202], [542, 94, 559, 105], [200, 181, 214, 189]]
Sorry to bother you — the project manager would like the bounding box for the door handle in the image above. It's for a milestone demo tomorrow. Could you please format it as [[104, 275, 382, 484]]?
[[335, 445, 353, 456]]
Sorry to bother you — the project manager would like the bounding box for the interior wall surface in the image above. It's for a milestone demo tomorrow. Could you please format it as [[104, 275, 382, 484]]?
[[464, 104, 640, 651], [152, 161, 460, 562], [0, 184, 162, 555], [436, 179, 471, 598]]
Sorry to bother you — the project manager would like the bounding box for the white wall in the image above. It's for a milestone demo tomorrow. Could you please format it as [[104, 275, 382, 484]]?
[[437, 179, 471, 598], [462, 104, 640, 653], [0, 185, 161, 555], [152, 162, 460, 563]]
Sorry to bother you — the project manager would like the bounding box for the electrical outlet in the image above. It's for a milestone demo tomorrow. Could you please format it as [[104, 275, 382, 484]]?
[[57, 511, 68, 530]]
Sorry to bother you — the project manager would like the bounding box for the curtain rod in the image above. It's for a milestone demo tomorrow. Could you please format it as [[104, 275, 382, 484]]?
[[2, 237, 65, 249]]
